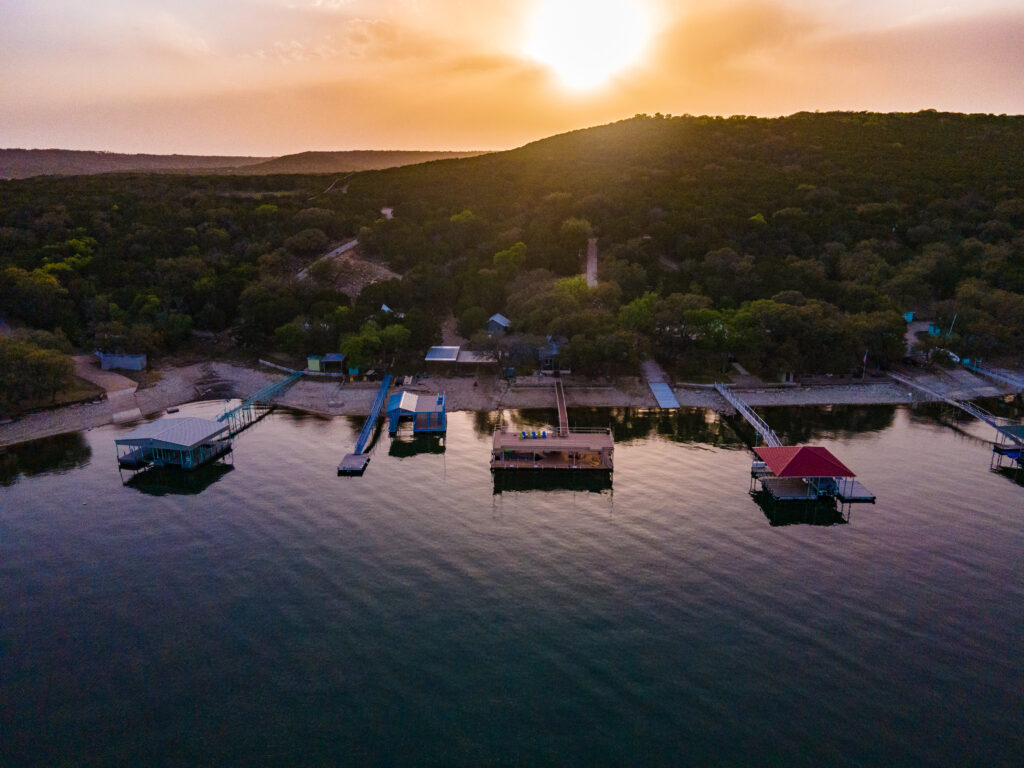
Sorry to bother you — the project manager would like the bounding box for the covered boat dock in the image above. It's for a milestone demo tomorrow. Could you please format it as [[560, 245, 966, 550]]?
[[115, 417, 232, 473], [386, 391, 447, 435], [751, 445, 875, 505]]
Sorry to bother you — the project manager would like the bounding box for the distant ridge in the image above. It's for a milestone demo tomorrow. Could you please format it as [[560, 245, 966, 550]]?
[[0, 148, 489, 179], [243, 150, 488, 174]]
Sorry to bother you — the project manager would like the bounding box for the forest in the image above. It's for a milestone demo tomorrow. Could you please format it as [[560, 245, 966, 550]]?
[[2, 111, 1023, 409]]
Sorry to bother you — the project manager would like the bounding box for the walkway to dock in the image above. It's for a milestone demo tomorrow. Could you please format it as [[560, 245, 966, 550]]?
[[555, 378, 569, 436], [962, 361, 1024, 393], [339, 374, 392, 474], [714, 383, 782, 447], [217, 371, 304, 436], [888, 372, 1014, 436]]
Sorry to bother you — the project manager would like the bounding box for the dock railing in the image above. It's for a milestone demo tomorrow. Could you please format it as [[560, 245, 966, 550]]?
[[888, 372, 1008, 431]]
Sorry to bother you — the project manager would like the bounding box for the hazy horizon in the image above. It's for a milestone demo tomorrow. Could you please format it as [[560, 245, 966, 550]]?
[[3, 0, 1024, 155]]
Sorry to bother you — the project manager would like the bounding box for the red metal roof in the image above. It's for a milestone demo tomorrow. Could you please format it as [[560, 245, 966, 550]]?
[[753, 446, 856, 478]]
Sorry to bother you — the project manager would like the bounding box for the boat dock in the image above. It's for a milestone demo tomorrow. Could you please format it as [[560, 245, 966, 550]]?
[[491, 378, 613, 471], [338, 374, 392, 475], [643, 359, 680, 409]]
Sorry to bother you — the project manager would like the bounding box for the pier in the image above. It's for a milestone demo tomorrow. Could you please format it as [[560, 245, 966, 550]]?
[[491, 378, 613, 471], [217, 371, 304, 436], [715, 383, 874, 509], [961, 361, 1024, 393], [338, 374, 392, 475]]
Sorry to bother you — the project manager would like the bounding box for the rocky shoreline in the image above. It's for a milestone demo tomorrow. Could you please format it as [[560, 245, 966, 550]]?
[[0, 361, 1016, 448]]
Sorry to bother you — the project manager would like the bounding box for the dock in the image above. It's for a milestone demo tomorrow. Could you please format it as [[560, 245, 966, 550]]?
[[491, 378, 613, 471], [338, 374, 392, 475], [642, 359, 679, 409]]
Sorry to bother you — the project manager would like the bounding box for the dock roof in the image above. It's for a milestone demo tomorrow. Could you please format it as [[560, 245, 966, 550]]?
[[754, 446, 855, 478], [115, 417, 228, 450]]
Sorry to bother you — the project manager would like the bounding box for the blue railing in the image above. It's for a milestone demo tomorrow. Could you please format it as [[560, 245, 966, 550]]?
[[353, 374, 392, 455]]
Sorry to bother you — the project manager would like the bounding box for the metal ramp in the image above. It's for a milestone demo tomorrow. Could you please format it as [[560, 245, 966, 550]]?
[[714, 383, 782, 447], [217, 371, 304, 436], [888, 372, 1009, 432], [962, 361, 1024, 392], [555, 378, 569, 436], [649, 382, 680, 409], [339, 374, 392, 474]]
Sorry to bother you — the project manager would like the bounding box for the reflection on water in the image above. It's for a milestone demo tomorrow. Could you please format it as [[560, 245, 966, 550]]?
[[750, 490, 849, 527], [752, 404, 897, 446], [124, 462, 235, 496], [0, 432, 92, 486], [492, 469, 613, 495], [389, 434, 446, 458]]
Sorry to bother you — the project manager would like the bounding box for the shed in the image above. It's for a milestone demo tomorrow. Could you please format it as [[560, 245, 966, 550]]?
[[96, 351, 147, 371], [538, 336, 569, 374], [322, 352, 346, 373], [488, 313, 511, 335], [307, 355, 323, 372]]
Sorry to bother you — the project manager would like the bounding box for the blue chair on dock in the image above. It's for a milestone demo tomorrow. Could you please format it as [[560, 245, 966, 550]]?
[[521, 431, 527, 439], [542, 430, 547, 438], [531, 431, 537, 439]]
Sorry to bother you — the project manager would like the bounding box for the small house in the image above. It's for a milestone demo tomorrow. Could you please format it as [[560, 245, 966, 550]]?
[[321, 352, 346, 374], [538, 336, 569, 374], [307, 355, 323, 372], [488, 313, 511, 335]]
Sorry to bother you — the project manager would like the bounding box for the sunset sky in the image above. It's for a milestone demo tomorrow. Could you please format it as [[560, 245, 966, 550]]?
[[3, 0, 1023, 155]]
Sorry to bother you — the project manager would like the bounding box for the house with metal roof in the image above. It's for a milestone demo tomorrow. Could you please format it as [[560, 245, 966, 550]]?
[[386, 391, 446, 435], [488, 313, 511, 335], [115, 417, 232, 473]]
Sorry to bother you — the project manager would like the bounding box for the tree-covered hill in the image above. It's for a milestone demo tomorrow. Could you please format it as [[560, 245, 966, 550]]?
[[1, 111, 1022, 398]]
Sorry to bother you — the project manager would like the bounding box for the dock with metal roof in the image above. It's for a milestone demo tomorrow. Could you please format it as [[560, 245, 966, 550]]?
[[751, 445, 875, 507], [115, 417, 232, 474], [386, 390, 446, 435], [338, 374, 392, 475]]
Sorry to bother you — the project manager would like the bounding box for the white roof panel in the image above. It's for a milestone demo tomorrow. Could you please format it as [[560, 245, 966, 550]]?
[[425, 345, 460, 362], [116, 417, 228, 449]]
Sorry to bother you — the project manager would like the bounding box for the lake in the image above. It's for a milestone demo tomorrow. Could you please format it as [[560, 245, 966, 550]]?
[[2, 400, 1022, 766]]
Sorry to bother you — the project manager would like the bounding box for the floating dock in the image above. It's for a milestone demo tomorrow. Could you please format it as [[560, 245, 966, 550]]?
[[386, 391, 446, 435], [338, 374, 392, 475], [649, 382, 680, 409], [751, 446, 875, 507], [217, 370, 304, 436]]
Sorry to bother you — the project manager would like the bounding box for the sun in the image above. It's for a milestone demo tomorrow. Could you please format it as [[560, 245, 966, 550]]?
[[525, 0, 652, 90]]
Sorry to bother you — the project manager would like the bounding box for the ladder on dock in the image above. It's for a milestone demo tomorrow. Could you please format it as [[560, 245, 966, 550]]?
[[338, 374, 392, 474], [888, 372, 1007, 431], [714, 383, 782, 447], [555, 379, 569, 436], [217, 371, 304, 436]]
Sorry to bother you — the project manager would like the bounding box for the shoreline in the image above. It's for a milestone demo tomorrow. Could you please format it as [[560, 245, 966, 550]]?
[[1, 362, 1017, 449]]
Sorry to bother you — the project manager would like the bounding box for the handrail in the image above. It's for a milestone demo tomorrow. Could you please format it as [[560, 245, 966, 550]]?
[[353, 374, 392, 455], [888, 372, 1006, 429], [962, 361, 1024, 392], [714, 383, 782, 447]]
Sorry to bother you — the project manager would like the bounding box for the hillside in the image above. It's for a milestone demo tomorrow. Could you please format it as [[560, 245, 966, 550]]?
[[240, 150, 488, 175], [0, 149, 269, 179], [0, 148, 489, 179], [2, 111, 1023, 391]]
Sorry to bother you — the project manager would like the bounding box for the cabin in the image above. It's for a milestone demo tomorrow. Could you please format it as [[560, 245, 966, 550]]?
[[488, 313, 511, 335], [95, 351, 146, 371], [115, 417, 232, 472], [538, 336, 569, 374], [386, 391, 447, 435], [750, 445, 874, 505]]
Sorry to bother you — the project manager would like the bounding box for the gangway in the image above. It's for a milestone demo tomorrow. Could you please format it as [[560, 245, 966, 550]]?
[[338, 374, 392, 475], [887, 372, 1011, 432], [714, 383, 782, 447], [962, 361, 1024, 392], [555, 379, 569, 436], [217, 370, 304, 436]]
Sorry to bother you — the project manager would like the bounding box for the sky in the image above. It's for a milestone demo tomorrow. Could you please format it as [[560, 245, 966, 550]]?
[[2, 0, 1023, 155]]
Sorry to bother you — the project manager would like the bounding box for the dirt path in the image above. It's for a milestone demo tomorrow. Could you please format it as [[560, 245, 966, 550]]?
[[73, 355, 137, 395], [585, 237, 598, 288]]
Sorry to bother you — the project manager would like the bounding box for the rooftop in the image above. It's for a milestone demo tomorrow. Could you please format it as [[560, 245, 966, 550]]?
[[489, 313, 510, 327], [115, 417, 228, 450], [754, 446, 856, 478], [425, 345, 460, 362]]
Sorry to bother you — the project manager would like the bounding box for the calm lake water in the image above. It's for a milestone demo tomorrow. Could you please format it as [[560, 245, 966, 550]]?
[[2, 400, 1022, 766]]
